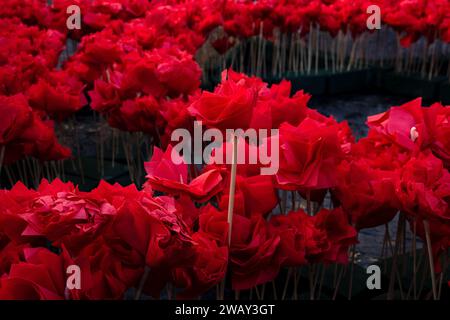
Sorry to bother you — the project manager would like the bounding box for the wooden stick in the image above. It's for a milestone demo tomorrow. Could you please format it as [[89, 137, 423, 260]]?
[[332, 264, 345, 300], [282, 190, 287, 214], [282, 267, 292, 300], [438, 253, 448, 299], [387, 213, 404, 299], [73, 117, 85, 184], [0, 146, 5, 186], [315, 25, 319, 74], [5, 166, 15, 186], [348, 245, 356, 300], [135, 266, 150, 300], [260, 283, 266, 300], [317, 265, 326, 300], [417, 247, 429, 298], [293, 268, 299, 300], [16, 161, 25, 183], [413, 218, 417, 299], [306, 190, 311, 215], [272, 280, 278, 300], [291, 191, 295, 211], [219, 134, 239, 301], [227, 134, 238, 245], [307, 23, 313, 74], [423, 220, 437, 300], [309, 265, 315, 300]]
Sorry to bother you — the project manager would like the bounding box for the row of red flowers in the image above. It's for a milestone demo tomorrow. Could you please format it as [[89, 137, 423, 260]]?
[[2, 1, 450, 166], [1, 69, 449, 299], [0, 174, 359, 300], [0, 0, 449, 299], [4, 0, 450, 46]]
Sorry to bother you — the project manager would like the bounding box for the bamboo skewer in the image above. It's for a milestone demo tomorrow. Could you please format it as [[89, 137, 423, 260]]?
[[423, 220, 437, 300]]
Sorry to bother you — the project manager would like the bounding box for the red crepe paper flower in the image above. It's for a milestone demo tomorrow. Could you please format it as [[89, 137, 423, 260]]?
[[313, 207, 358, 264], [144, 145, 225, 202], [0, 94, 71, 165], [27, 71, 87, 119], [108, 95, 163, 134], [276, 117, 345, 190], [0, 94, 33, 145], [266, 81, 311, 129], [172, 232, 228, 299], [65, 237, 144, 300], [89, 76, 122, 114], [188, 70, 258, 131], [230, 215, 281, 290], [120, 47, 200, 99], [20, 179, 116, 254], [89, 180, 141, 209], [20, 188, 88, 241], [198, 204, 229, 247], [396, 151, 450, 271], [0, 0, 50, 27], [351, 130, 411, 170], [334, 158, 400, 230], [0, 248, 66, 300], [367, 98, 433, 152], [160, 96, 195, 146], [119, 54, 169, 99], [204, 134, 277, 177], [0, 182, 37, 244], [247, 79, 312, 131], [427, 103, 450, 169], [154, 47, 202, 97], [0, 242, 28, 276], [269, 212, 308, 267], [270, 208, 357, 266], [78, 29, 124, 67], [113, 192, 194, 269], [397, 151, 450, 223], [16, 114, 71, 163], [219, 174, 278, 218], [16, 180, 115, 255]]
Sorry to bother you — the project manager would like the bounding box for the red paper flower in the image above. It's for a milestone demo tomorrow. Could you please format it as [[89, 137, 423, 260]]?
[[334, 158, 400, 230], [367, 98, 432, 152], [172, 232, 227, 299], [276, 117, 345, 190], [219, 174, 278, 218], [397, 151, 450, 223], [0, 94, 33, 145], [230, 215, 281, 290], [113, 192, 194, 269], [0, 248, 66, 300], [144, 145, 225, 202], [269, 211, 308, 267], [188, 70, 258, 131], [27, 71, 87, 119], [65, 237, 144, 300]]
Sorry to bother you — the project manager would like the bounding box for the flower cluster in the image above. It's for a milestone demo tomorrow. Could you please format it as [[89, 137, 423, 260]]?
[[1, 68, 449, 299], [0, 177, 356, 299], [0, 16, 85, 164], [1, 0, 449, 300], [2, 0, 450, 166], [201, 0, 450, 45]]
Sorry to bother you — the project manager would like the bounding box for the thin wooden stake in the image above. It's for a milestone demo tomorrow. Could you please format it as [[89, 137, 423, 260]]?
[[135, 266, 150, 300], [227, 134, 238, 245], [0, 146, 5, 186], [423, 220, 437, 300]]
